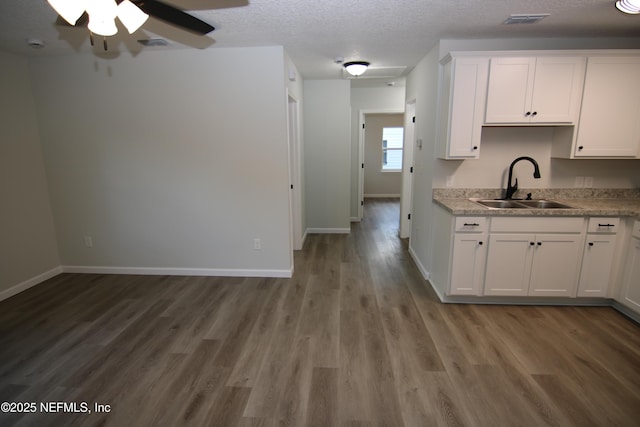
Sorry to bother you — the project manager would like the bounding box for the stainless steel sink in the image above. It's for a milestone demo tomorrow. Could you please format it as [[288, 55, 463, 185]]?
[[517, 200, 576, 209], [470, 198, 577, 210], [473, 200, 529, 209]]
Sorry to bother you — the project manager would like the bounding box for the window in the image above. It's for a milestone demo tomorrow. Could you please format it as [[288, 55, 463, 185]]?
[[381, 127, 404, 171]]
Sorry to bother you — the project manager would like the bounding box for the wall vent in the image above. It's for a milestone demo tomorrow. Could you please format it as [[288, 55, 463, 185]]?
[[503, 14, 550, 24]]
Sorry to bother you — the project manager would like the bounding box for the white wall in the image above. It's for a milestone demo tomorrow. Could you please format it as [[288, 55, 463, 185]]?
[[364, 113, 403, 197], [0, 51, 60, 297], [350, 86, 405, 217], [28, 46, 293, 276], [405, 48, 440, 279], [434, 127, 640, 191], [303, 80, 351, 232]]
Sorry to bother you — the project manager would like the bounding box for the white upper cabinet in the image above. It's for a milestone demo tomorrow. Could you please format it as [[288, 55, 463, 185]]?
[[436, 55, 489, 159], [485, 56, 586, 125], [571, 56, 640, 158]]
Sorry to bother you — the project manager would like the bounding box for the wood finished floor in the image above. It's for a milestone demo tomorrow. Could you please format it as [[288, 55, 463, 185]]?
[[1, 198, 640, 426]]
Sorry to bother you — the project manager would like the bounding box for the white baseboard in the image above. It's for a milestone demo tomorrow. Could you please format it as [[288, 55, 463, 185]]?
[[61, 265, 293, 278], [350, 217, 361, 222], [364, 194, 401, 198], [0, 266, 63, 302], [408, 245, 430, 281], [306, 228, 350, 234]]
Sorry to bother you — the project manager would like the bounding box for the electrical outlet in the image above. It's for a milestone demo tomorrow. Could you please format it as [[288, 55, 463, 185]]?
[[253, 238, 261, 250], [584, 176, 594, 188], [446, 175, 454, 187], [84, 235, 93, 248], [574, 176, 584, 188]]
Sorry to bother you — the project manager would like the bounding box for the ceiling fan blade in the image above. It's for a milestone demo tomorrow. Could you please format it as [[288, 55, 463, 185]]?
[[55, 12, 89, 27], [133, 0, 214, 35]]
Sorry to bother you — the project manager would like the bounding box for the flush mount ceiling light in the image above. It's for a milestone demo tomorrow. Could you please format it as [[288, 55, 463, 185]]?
[[616, 0, 640, 14], [344, 61, 370, 77]]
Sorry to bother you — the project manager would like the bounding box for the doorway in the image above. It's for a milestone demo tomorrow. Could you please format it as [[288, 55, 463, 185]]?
[[358, 109, 412, 238]]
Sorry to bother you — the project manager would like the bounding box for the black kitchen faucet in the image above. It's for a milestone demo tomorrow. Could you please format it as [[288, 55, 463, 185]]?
[[505, 156, 541, 200]]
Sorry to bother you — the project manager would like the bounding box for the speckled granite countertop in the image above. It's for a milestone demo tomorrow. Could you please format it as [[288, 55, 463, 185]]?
[[433, 188, 640, 220]]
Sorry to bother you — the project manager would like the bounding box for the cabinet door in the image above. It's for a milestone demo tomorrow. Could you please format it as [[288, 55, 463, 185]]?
[[578, 235, 616, 297], [485, 57, 535, 123], [449, 233, 487, 295], [620, 238, 640, 313], [574, 57, 640, 157], [530, 57, 585, 124], [484, 234, 534, 296], [528, 234, 583, 297], [438, 57, 489, 159]]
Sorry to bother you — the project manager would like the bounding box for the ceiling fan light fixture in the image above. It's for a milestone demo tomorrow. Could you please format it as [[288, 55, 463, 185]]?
[[117, 0, 149, 34], [344, 61, 370, 77], [616, 0, 640, 14], [47, 0, 86, 25], [88, 17, 118, 36], [86, 0, 118, 36]]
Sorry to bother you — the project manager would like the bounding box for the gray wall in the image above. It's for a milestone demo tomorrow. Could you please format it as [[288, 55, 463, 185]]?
[[0, 51, 60, 296], [303, 80, 351, 232], [28, 46, 293, 276]]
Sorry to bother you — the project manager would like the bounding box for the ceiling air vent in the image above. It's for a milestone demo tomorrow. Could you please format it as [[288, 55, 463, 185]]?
[[137, 38, 169, 47], [503, 14, 550, 24]]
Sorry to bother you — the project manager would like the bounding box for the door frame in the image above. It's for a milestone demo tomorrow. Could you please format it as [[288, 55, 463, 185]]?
[[357, 108, 406, 221], [399, 100, 416, 238], [286, 91, 303, 252]]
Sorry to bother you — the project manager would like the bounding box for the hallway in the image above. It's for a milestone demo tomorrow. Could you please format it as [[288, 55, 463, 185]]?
[[0, 199, 639, 426]]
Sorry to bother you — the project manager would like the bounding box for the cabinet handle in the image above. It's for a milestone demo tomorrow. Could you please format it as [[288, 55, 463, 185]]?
[[478, 241, 483, 246], [578, 146, 584, 150], [473, 146, 478, 150], [598, 224, 615, 228], [525, 111, 531, 117], [588, 242, 594, 246], [530, 242, 535, 246], [464, 223, 480, 227], [531, 111, 538, 117], [537, 242, 542, 246]]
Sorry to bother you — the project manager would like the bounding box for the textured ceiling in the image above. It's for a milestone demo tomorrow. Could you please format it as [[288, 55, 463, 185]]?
[[1, 0, 639, 80]]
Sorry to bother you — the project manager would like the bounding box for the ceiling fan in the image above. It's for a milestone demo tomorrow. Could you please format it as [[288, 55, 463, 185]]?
[[49, 0, 215, 50]]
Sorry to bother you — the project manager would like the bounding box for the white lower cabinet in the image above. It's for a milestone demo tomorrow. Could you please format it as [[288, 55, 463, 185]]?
[[484, 233, 583, 296], [528, 234, 584, 296], [483, 217, 584, 297], [450, 233, 487, 295], [484, 234, 533, 296], [449, 217, 487, 296], [438, 212, 640, 318], [577, 218, 620, 297], [619, 220, 640, 314]]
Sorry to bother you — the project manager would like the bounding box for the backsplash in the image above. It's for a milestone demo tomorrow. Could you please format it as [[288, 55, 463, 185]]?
[[433, 188, 640, 200]]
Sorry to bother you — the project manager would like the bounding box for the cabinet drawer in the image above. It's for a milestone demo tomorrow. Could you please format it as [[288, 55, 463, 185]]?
[[490, 217, 583, 233], [587, 217, 620, 233], [632, 220, 640, 239], [455, 217, 487, 233]]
